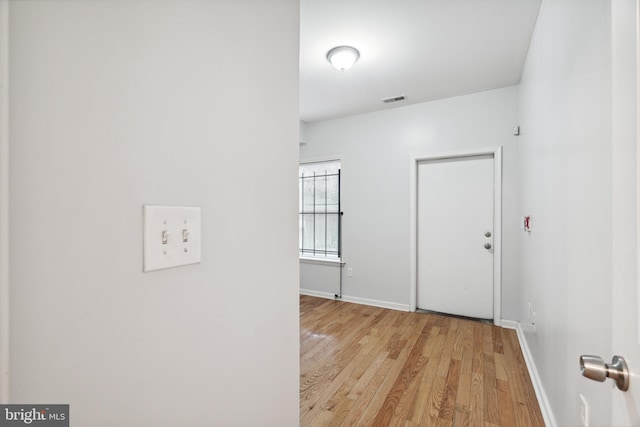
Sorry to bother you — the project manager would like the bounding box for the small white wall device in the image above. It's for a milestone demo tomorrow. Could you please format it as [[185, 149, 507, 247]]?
[[143, 205, 202, 272]]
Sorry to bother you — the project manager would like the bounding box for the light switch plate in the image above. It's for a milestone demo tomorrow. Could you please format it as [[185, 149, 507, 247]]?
[[143, 205, 201, 272]]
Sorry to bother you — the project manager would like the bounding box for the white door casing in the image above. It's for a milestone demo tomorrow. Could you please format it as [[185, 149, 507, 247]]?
[[0, 0, 9, 403], [610, 0, 640, 424], [417, 155, 494, 319], [410, 146, 502, 325]]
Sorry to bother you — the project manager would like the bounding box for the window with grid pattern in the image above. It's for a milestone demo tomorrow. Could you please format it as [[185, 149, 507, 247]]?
[[299, 160, 341, 259]]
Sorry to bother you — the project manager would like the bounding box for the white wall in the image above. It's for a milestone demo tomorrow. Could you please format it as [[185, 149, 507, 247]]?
[[517, 0, 613, 425], [301, 86, 521, 320], [300, 260, 341, 297], [8, 1, 299, 426]]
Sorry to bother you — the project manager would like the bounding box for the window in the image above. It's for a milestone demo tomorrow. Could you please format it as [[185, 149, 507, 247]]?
[[299, 160, 341, 259]]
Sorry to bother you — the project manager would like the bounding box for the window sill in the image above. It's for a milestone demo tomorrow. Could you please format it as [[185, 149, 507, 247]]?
[[299, 256, 343, 265]]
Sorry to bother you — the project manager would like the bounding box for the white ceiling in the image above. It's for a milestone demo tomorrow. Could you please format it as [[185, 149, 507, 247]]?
[[300, 0, 541, 123]]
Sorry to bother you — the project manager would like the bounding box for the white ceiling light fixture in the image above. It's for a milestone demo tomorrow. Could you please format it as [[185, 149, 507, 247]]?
[[326, 46, 360, 71]]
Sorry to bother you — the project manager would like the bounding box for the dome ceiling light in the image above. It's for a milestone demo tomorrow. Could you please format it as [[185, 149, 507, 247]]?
[[326, 46, 360, 71]]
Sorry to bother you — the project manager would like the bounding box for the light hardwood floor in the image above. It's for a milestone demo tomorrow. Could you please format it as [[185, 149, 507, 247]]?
[[300, 295, 544, 427]]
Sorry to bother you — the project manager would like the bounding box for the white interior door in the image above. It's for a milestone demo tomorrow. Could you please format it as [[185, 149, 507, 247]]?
[[417, 155, 494, 319], [610, 0, 640, 424]]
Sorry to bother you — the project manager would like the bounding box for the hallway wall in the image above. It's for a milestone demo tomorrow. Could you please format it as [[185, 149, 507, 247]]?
[[301, 86, 521, 320], [516, 0, 613, 425], [8, 1, 300, 425]]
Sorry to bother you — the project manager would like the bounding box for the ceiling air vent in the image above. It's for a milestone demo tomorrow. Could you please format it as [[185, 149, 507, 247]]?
[[382, 95, 406, 104]]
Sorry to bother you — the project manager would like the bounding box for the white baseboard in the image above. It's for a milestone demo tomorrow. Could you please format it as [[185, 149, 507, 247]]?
[[515, 323, 557, 427], [299, 289, 338, 300], [340, 295, 410, 312], [500, 319, 518, 329], [299, 289, 411, 312]]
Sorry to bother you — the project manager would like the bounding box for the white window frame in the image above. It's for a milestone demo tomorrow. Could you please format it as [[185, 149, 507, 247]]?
[[299, 156, 343, 263]]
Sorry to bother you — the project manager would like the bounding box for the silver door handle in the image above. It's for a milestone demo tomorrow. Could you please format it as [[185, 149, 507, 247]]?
[[580, 355, 629, 391], [484, 243, 492, 249]]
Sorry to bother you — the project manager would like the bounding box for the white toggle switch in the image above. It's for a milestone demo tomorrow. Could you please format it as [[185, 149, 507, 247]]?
[[143, 205, 202, 272]]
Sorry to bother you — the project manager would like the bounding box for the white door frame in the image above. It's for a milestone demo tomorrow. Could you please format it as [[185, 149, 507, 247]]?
[[0, 0, 9, 403], [409, 146, 502, 325]]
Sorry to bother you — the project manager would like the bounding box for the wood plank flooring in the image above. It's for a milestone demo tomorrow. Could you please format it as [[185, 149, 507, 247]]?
[[300, 295, 544, 427]]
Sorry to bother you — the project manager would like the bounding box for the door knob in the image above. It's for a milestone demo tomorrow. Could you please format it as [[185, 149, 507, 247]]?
[[485, 231, 492, 237], [484, 243, 492, 250], [579, 355, 629, 391]]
